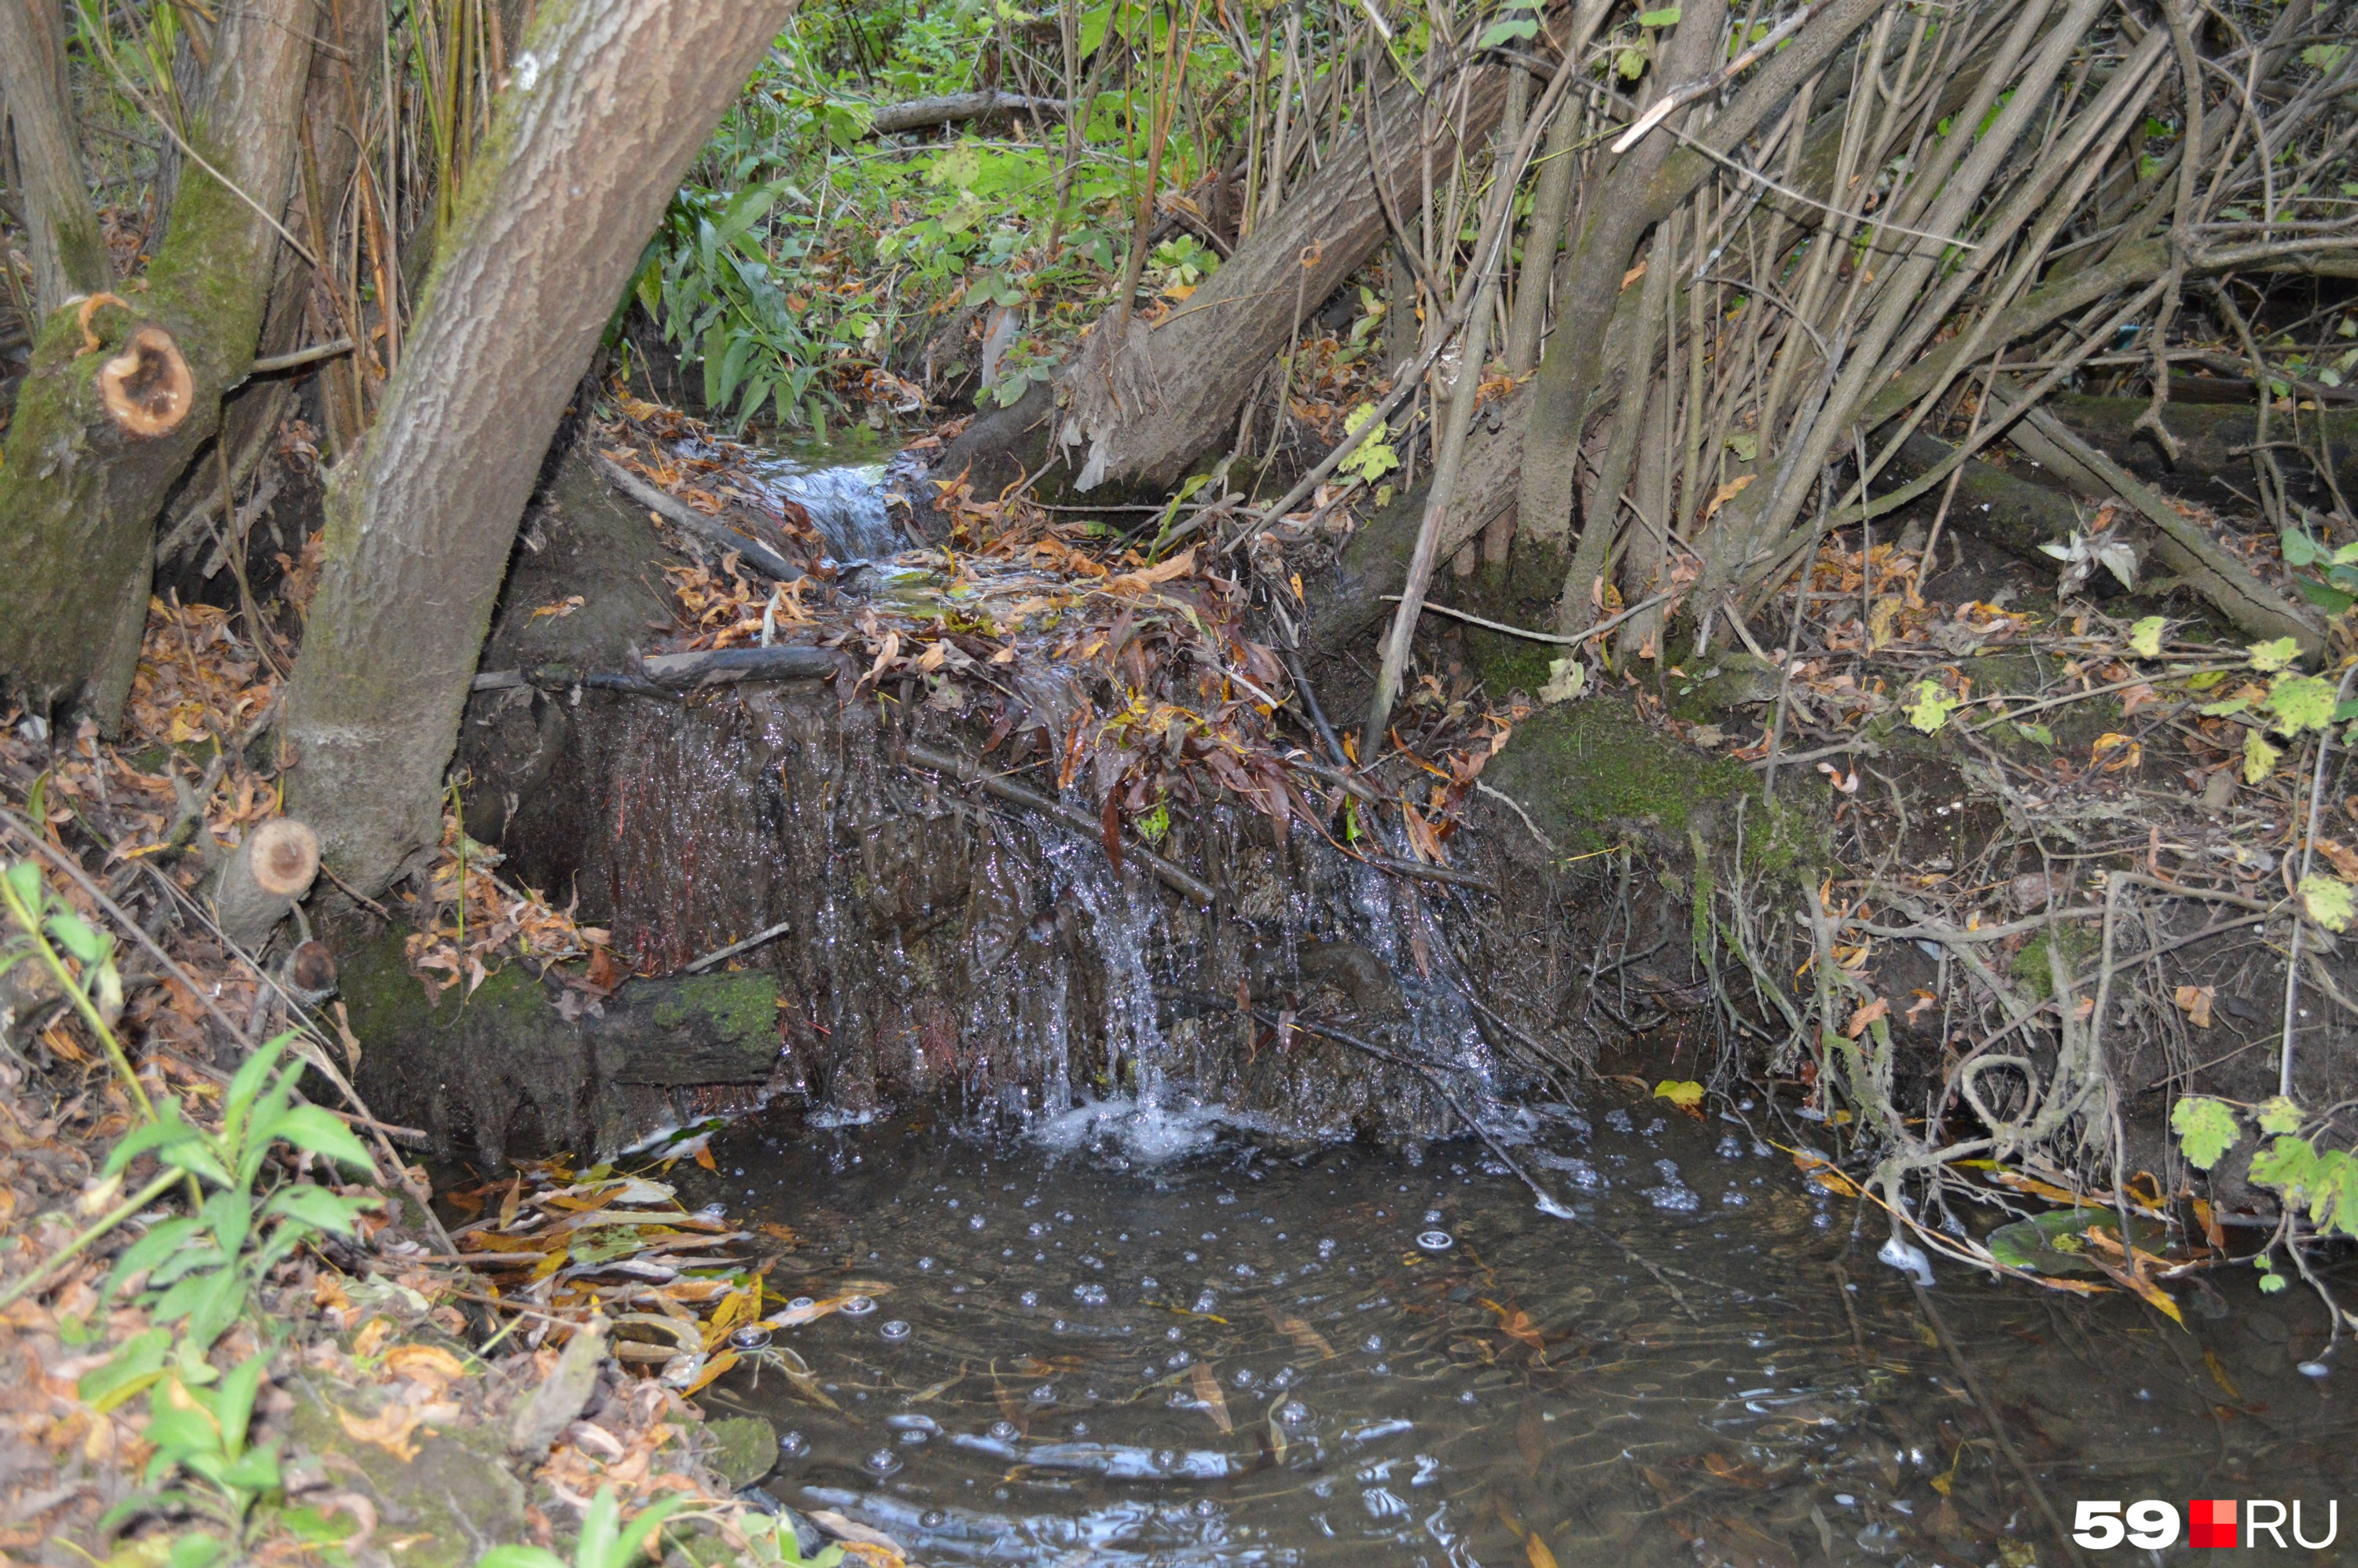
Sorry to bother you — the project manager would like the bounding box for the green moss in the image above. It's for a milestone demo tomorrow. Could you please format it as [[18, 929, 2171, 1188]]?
[[2011, 924, 2104, 999], [653, 972, 779, 1043], [1482, 693, 1760, 857]]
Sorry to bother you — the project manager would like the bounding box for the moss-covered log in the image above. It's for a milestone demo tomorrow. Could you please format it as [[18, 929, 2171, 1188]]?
[[284, 0, 792, 896], [0, 0, 313, 724]]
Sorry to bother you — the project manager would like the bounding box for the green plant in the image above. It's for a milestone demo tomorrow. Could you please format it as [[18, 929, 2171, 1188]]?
[[99, 1350, 284, 1538], [99, 1034, 380, 1353], [477, 1486, 690, 1568]]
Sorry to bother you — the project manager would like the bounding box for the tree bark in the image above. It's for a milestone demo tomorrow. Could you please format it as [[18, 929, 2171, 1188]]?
[[865, 92, 1065, 135], [930, 28, 1533, 501], [284, 0, 794, 896], [0, 0, 313, 724], [211, 817, 321, 950], [0, 0, 112, 318]]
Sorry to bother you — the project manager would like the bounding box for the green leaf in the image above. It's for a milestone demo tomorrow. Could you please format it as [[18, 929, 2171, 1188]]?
[[1616, 44, 1647, 79], [2256, 1096, 2305, 1136], [2297, 875, 2354, 933], [2295, 576, 2357, 614], [268, 1104, 376, 1173], [2280, 529, 2323, 567], [1724, 432, 1759, 462], [2259, 1269, 2289, 1293], [44, 911, 108, 964], [2266, 672, 2338, 734], [79, 1327, 172, 1412], [2012, 722, 2054, 747], [2171, 1096, 2241, 1170], [2301, 42, 2349, 72], [1904, 679, 1960, 733], [1988, 1207, 2164, 1275], [2126, 616, 2165, 658], [263, 1182, 376, 1239], [1636, 6, 1680, 24], [2249, 1133, 2319, 1194], [476, 1551, 569, 1568], [1476, 17, 1539, 46], [2247, 636, 2301, 672]]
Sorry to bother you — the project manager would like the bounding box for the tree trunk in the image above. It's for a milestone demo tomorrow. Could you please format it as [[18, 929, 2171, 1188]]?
[[0, 0, 112, 318], [931, 28, 1533, 501], [0, 0, 313, 724], [1515, 0, 1882, 564], [283, 0, 793, 897]]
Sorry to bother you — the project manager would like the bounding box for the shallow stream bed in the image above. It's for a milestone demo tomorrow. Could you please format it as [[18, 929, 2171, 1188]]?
[[674, 1106, 2354, 1566]]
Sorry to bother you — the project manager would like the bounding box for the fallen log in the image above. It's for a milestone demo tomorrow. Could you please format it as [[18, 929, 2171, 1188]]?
[[2039, 394, 2358, 515], [638, 645, 841, 687], [592, 450, 806, 582], [931, 19, 1541, 501], [864, 92, 1065, 136], [1881, 424, 2323, 656]]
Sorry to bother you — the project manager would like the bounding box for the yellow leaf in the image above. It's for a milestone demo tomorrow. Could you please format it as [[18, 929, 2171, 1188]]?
[[1526, 1533, 1560, 1568], [2173, 984, 2214, 1028], [683, 1349, 740, 1395], [336, 1402, 423, 1461], [1652, 1079, 1703, 1111], [1704, 473, 1754, 523]]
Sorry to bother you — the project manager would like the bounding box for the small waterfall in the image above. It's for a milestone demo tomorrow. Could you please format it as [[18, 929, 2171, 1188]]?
[[748, 454, 902, 560]]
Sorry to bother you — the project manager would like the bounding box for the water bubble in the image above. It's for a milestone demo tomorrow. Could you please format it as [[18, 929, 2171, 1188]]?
[[917, 1257, 935, 1271], [1071, 1420, 1089, 1436], [729, 1325, 773, 1351], [880, 1319, 912, 1342], [1363, 1334, 1384, 1353], [839, 1295, 877, 1316], [1458, 1389, 1477, 1405], [865, 1449, 904, 1476], [968, 1214, 986, 1229], [1604, 1109, 1635, 1133], [696, 1203, 728, 1220], [1416, 1230, 1454, 1252], [1166, 1349, 1192, 1368], [1020, 1290, 1041, 1307], [1166, 1326, 1185, 1341], [787, 1296, 816, 1313], [920, 1511, 946, 1529], [1233, 1368, 1258, 1387], [1423, 1210, 1443, 1225], [1030, 1383, 1058, 1404], [1140, 1275, 1160, 1291], [1052, 1320, 1068, 1332], [1193, 1497, 1219, 1518], [1277, 1401, 1312, 1428], [1192, 1291, 1218, 1313], [2298, 1360, 2331, 1379], [778, 1430, 808, 1459], [1317, 1239, 1336, 1257], [1029, 1222, 1050, 1238], [899, 1427, 927, 1445], [988, 1420, 1019, 1442], [1717, 1135, 1746, 1159]]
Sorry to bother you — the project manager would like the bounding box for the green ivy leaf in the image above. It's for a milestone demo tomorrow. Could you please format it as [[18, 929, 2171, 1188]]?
[[2256, 1096, 2305, 1136], [2247, 636, 2301, 672], [2170, 1096, 2240, 1170], [2297, 874, 2355, 933], [2126, 616, 2165, 658], [1905, 679, 1960, 733], [2012, 721, 2055, 746]]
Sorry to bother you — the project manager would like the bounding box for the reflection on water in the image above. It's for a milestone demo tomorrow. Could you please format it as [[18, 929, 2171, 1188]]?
[[685, 1111, 2355, 1566]]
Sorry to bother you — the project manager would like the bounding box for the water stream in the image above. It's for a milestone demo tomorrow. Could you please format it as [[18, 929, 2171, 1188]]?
[[603, 450, 2353, 1564], [680, 1110, 2352, 1567]]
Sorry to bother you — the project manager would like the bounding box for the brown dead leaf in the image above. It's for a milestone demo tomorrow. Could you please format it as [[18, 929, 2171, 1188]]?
[[351, 1318, 395, 1359], [2173, 984, 2215, 1028], [1842, 997, 1890, 1038], [336, 1402, 424, 1461], [1188, 1363, 1233, 1433], [382, 1344, 468, 1392]]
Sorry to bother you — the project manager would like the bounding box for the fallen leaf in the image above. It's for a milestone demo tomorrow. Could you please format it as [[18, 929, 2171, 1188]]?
[[1188, 1363, 1233, 1433], [336, 1402, 424, 1461], [2173, 984, 2215, 1029], [1843, 997, 1890, 1037], [531, 594, 586, 619]]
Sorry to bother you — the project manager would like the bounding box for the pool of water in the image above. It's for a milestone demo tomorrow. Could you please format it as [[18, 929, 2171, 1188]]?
[[683, 1104, 2354, 1566]]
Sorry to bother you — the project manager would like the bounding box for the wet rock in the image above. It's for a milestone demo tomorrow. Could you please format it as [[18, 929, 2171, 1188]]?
[[702, 1415, 780, 1489]]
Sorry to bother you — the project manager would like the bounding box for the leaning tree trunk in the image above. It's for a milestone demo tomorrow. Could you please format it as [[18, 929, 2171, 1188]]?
[[0, 0, 113, 318], [283, 0, 793, 896], [0, 0, 313, 725], [931, 20, 1544, 501]]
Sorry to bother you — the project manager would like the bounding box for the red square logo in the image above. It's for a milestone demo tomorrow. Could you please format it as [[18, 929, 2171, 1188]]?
[[2189, 1499, 2238, 1548]]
